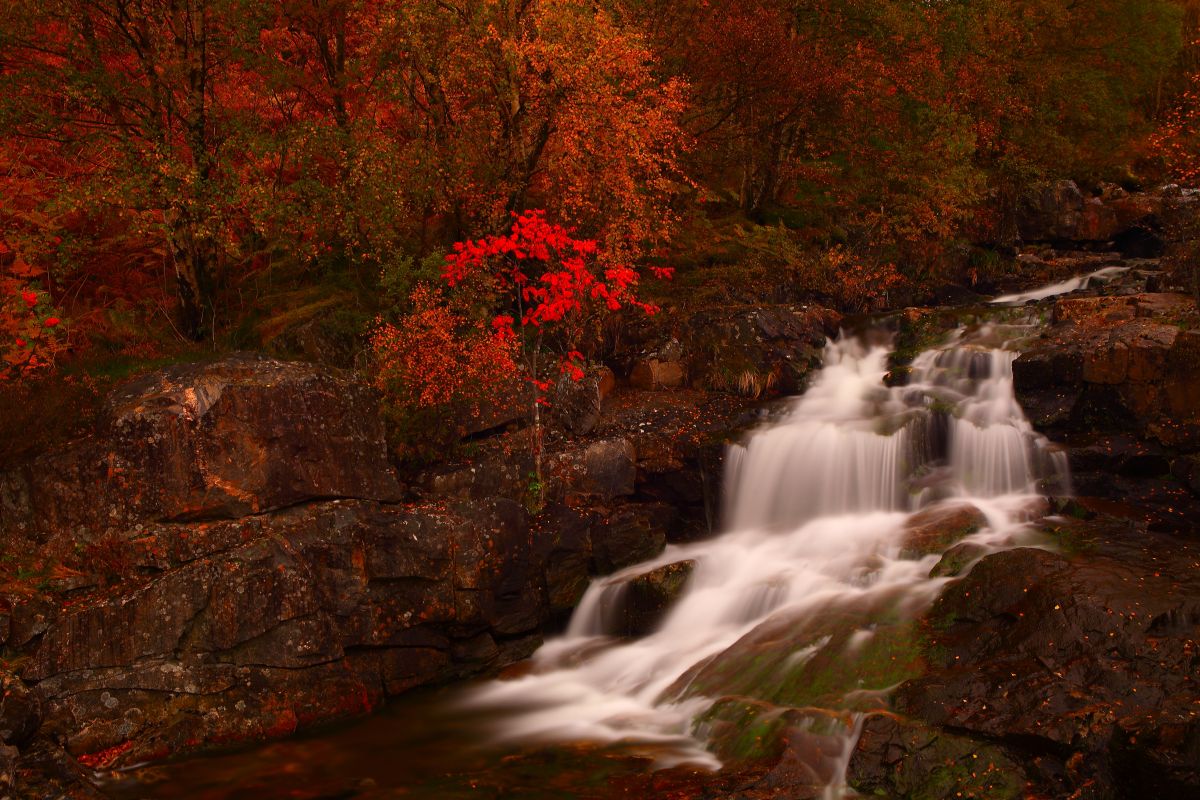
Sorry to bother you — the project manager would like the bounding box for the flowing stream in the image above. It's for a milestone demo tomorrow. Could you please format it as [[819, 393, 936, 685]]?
[[457, 322, 1069, 795]]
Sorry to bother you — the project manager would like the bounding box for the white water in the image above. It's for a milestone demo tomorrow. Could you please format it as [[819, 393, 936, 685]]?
[[463, 327, 1069, 793], [990, 264, 1128, 304]]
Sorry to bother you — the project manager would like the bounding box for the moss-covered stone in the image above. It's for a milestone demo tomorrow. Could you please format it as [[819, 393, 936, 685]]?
[[849, 715, 1028, 800]]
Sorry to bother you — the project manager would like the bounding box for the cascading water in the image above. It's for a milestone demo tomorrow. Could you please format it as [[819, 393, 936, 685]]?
[[990, 264, 1128, 304], [463, 325, 1069, 795]]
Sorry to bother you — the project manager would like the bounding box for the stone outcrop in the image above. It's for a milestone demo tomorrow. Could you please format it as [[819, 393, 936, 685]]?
[[617, 305, 840, 399], [862, 516, 1200, 799], [0, 355, 613, 778], [1013, 292, 1200, 528], [0, 350, 769, 789], [0, 354, 402, 553], [23, 498, 551, 768], [1017, 180, 1195, 252]]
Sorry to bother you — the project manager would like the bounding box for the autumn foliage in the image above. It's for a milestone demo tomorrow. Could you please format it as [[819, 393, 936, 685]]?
[[0, 0, 1197, 387], [1, 240, 64, 380], [373, 209, 669, 473], [370, 285, 518, 460]]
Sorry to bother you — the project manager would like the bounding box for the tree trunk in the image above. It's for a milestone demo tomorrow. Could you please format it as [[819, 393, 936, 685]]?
[[172, 226, 215, 341]]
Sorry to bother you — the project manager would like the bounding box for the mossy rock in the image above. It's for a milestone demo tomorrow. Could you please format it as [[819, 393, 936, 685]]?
[[929, 541, 989, 578], [695, 697, 853, 768], [669, 605, 927, 712], [899, 503, 987, 560], [849, 714, 1028, 800]]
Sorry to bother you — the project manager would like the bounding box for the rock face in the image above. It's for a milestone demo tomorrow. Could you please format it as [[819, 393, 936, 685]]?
[[686, 306, 840, 396], [860, 517, 1200, 799], [1017, 180, 1187, 251], [0, 355, 592, 775], [26, 498, 551, 768], [0, 354, 402, 552], [619, 560, 694, 635], [1013, 293, 1200, 528], [618, 305, 840, 399]]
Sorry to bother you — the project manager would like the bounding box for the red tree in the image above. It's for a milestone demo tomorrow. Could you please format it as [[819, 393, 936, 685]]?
[[443, 210, 671, 500]]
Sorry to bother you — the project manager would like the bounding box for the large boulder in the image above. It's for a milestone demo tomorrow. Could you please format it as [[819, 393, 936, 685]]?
[[1018, 179, 1086, 241], [0, 355, 402, 551], [15, 498, 551, 768], [897, 521, 1200, 798], [1014, 293, 1200, 447]]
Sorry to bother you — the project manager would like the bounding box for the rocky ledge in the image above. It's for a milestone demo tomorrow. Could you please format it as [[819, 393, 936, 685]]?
[[0, 354, 765, 796], [1014, 292, 1200, 530]]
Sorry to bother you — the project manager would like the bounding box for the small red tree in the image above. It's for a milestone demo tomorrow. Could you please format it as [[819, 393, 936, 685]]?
[[443, 210, 671, 501]]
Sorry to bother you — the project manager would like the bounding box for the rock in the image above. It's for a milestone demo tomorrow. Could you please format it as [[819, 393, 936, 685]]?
[[422, 454, 532, 503], [630, 306, 841, 398], [928, 541, 989, 578], [458, 377, 530, 436], [553, 366, 615, 435], [1015, 293, 1200, 448], [1077, 197, 1121, 241], [1172, 454, 1200, 495], [1112, 713, 1200, 799], [10, 498, 559, 768], [0, 355, 402, 551], [0, 744, 16, 792], [534, 504, 594, 617], [1018, 179, 1084, 241], [0, 671, 40, 746], [848, 715, 1027, 800], [546, 438, 637, 504], [630, 358, 687, 390], [600, 560, 695, 637], [12, 740, 105, 799], [699, 696, 853, 792], [898, 502, 986, 559], [898, 528, 1200, 796], [590, 503, 672, 574]]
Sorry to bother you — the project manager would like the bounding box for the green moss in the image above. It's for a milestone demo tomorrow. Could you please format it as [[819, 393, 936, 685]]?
[[681, 614, 928, 712]]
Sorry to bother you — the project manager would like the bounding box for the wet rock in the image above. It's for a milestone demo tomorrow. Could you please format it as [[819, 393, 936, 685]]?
[[590, 503, 672, 574], [681, 304, 840, 395], [535, 504, 594, 616], [602, 560, 695, 637], [0, 355, 402, 551], [9, 498, 560, 768], [898, 502, 986, 559], [1112, 713, 1200, 799], [899, 528, 1200, 796], [928, 541, 989, 578], [700, 697, 852, 791]]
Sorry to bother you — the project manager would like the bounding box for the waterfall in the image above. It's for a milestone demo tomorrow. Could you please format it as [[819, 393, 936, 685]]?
[[462, 326, 1070, 791]]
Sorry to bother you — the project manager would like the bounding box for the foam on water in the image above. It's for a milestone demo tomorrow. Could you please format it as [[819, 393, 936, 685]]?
[[462, 326, 1069, 793]]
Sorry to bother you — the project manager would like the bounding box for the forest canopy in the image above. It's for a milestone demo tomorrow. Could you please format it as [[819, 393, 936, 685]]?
[[0, 0, 1197, 379]]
